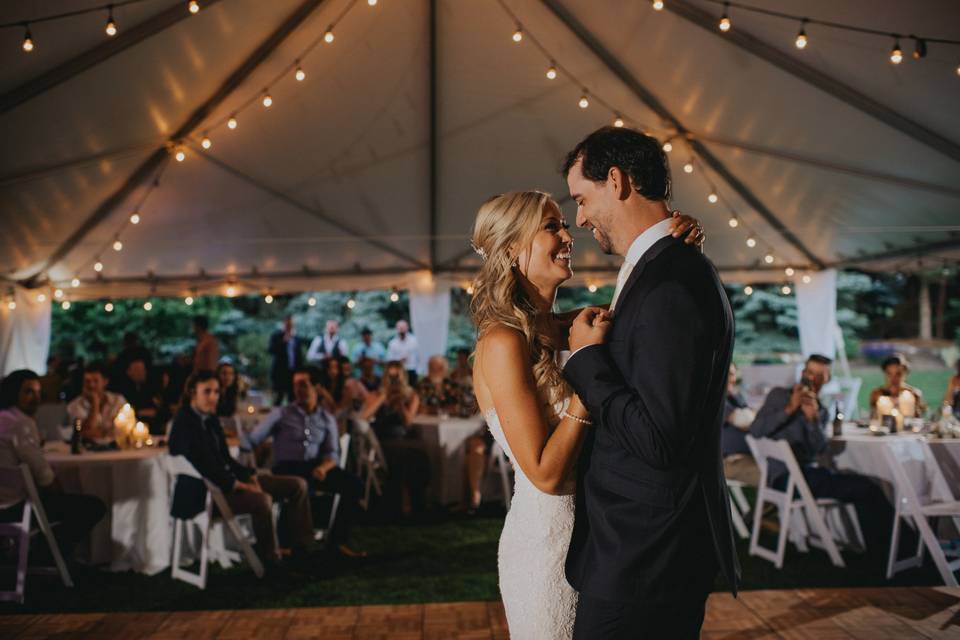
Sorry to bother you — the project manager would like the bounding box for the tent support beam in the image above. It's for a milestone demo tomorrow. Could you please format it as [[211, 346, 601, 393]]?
[[428, 0, 439, 271], [828, 238, 960, 269], [0, 0, 224, 115], [194, 149, 431, 270], [665, 0, 960, 164], [24, 0, 329, 287], [539, 0, 825, 269]]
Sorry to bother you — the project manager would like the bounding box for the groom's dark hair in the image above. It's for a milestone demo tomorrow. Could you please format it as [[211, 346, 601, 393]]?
[[561, 126, 671, 201]]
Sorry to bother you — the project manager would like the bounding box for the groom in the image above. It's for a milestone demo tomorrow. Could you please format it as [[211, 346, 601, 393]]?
[[561, 127, 739, 639]]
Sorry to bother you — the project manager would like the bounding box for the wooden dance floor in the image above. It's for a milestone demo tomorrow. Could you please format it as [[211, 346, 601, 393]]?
[[2, 587, 959, 638]]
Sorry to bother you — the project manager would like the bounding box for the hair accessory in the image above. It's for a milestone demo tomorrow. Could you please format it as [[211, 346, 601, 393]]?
[[471, 242, 488, 261]]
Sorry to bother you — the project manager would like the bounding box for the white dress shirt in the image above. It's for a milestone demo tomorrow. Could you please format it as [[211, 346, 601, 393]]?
[[67, 391, 127, 439], [307, 333, 347, 363], [386, 333, 420, 371], [0, 408, 55, 507]]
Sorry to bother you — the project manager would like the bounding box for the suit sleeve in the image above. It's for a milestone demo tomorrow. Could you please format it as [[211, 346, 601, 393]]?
[[749, 388, 793, 439], [563, 281, 708, 469]]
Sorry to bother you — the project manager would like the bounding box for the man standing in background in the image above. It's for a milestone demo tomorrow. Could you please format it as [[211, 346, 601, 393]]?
[[269, 316, 305, 407], [386, 320, 419, 385]]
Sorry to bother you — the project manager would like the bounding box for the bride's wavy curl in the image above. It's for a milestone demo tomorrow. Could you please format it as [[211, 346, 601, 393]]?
[[470, 191, 571, 422]]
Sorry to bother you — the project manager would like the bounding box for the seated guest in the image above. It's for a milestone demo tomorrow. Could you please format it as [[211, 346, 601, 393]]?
[[361, 361, 429, 518], [357, 357, 381, 393], [944, 359, 960, 416], [112, 356, 166, 434], [216, 361, 246, 418], [0, 370, 106, 564], [416, 356, 461, 416], [169, 370, 314, 566], [450, 348, 473, 387], [869, 354, 928, 418], [721, 363, 759, 486], [320, 357, 345, 410], [750, 354, 892, 561], [340, 359, 368, 412], [67, 362, 127, 440], [244, 367, 365, 557]]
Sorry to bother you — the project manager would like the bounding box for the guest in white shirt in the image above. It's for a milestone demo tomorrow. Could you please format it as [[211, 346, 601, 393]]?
[[386, 320, 420, 384], [67, 362, 127, 440], [0, 370, 105, 564], [307, 320, 348, 364]]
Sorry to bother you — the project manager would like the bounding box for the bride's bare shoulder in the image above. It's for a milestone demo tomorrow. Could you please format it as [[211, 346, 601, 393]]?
[[476, 324, 530, 372]]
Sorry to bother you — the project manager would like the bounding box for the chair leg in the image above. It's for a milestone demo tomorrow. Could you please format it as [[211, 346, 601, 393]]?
[[14, 527, 30, 603], [729, 495, 749, 539], [730, 484, 750, 515], [886, 508, 902, 579], [774, 499, 793, 569], [33, 505, 73, 588], [916, 514, 960, 587], [748, 487, 767, 559]]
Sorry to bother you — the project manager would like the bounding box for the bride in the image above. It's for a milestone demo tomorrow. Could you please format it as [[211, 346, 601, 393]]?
[[469, 191, 703, 639]]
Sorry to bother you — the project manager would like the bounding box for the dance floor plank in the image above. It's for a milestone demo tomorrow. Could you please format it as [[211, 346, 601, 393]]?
[[2, 587, 958, 639]]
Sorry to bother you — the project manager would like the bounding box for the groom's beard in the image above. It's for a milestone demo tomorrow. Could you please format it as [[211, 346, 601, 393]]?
[[592, 226, 614, 254]]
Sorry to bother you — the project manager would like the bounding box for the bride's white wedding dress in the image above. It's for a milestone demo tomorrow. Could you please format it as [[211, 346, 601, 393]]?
[[486, 397, 578, 639]]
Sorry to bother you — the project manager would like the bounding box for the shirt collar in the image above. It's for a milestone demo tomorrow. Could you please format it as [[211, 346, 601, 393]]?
[[623, 217, 674, 267]]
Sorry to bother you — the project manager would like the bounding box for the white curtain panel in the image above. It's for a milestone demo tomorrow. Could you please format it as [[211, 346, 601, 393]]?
[[795, 268, 837, 361], [0, 285, 53, 376], [409, 273, 452, 374]]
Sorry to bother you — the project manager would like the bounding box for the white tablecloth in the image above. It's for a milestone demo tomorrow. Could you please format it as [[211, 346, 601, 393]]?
[[413, 415, 487, 505], [47, 448, 172, 575]]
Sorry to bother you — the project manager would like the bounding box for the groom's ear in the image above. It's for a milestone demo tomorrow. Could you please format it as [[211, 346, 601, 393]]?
[[608, 166, 632, 201]]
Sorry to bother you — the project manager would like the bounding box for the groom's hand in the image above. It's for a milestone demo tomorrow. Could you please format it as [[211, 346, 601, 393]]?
[[568, 307, 611, 352]]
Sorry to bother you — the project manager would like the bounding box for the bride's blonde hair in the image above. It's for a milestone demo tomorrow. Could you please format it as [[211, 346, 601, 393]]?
[[470, 191, 570, 421]]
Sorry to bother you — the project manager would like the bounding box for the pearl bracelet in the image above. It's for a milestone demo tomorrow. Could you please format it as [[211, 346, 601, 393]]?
[[561, 410, 592, 425]]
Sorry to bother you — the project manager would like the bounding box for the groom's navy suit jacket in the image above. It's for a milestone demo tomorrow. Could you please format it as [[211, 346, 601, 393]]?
[[564, 234, 740, 604]]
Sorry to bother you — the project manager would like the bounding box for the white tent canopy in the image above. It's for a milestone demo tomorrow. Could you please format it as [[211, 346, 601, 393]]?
[[1, 0, 959, 302]]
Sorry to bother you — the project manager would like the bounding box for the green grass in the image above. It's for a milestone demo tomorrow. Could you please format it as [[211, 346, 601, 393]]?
[[0, 508, 948, 614], [852, 367, 951, 416]]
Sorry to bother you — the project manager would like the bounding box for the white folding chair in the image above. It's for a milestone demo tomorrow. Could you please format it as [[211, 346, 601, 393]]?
[[353, 419, 388, 510], [884, 440, 960, 586], [166, 455, 264, 589], [726, 479, 751, 539], [746, 436, 854, 569], [0, 464, 73, 603], [484, 441, 514, 510], [313, 433, 351, 546]]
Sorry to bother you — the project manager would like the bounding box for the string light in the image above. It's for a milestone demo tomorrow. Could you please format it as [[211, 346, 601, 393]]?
[[890, 39, 903, 64], [719, 3, 731, 32], [201, 135, 212, 149], [308, 296, 317, 306], [227, 115, 238, 129], [652, 0, 664, 10], [368, 0, 378, 5], [324, 27, 335, 43], [802, 274, 812, 284], [54, 289, 64, 299], [225, 285, 237, 297], [37, 293, 46, 303], [71, 277, 80, 288], [728, 216, 739, 228], [7, 301, 16, 310], [346, 297, 357, 309], [545, 64, 557, 80], [105, 6, 118, 36], [295, 64, 306, 82], [781, 285, 792, 295], [22, 25, 34, 52], [588, 284, 598, 293], [512, 26, 523, 43], [94, 260, 104, 272], [188, 1, 200, 14], [184, 296, 194, 306], [913, 38, 927, 60], [578, 93, 589, 109], [261, 92, 273, 108], [174, 147, 186, 162], [105, 302, 114, 312], [389, 290, 400, 303], [662, 141, 673, 153], [130, 213, 140, 224], [683, 162, 694, 174], [746, 237, 757, 248], [113, 239, 123, 252], [465, 284, 475, 295], [795, 20, 808, 49], [744, 286, 753, 296], [708, 192, 718, 204], [62, 300, 71, 310], [143, 301, 153, 311], [785, 267, 795, 277], [764, 253, 775, 264], [613, 116, 625, 127], [264, 294, 274, 304]]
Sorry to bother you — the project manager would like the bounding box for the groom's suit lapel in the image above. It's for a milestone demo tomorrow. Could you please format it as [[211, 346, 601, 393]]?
[[612, 235, 679, 318]]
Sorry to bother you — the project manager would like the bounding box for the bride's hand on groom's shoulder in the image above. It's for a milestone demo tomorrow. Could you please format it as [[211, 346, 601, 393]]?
[[568, 307, 612, 352], [669, 210, 706, 250]]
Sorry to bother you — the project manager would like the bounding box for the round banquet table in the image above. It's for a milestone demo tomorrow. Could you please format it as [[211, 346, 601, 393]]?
[[412, 414, 487, 506], [46, 447, 172, 575]]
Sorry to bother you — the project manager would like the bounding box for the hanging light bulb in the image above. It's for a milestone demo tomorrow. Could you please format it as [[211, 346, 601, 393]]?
[[175, 147, 186, 162], [307, 296, 317, 306], [781, 285, 792, 295], [512, 26, 523, 43], [368, 0, 378, 5], [184, 296, 194, 306], [264, 294, 274, 304], [390, 290, 400, 303], [802, 274, 812, 284], [683, 162, 694, 174], [130, 212, 140, 224], [764, 253, 775, 264], [22, 25, 34, 52], [890, 39, 903, 64], [201, 134, 212, 149], [94, 260, 104, 272], [746, 237, 757, 248], [719, 3, 731, 32], [346, 298, 357, 309], [465, 284, 475, 296], [71, 277, 81, 288], [744, 285, 753, 296], [54, 289, 64, 300], [613, 116, 625, 128], [227, 115, 238, 129], [7, 300, 16, 310], [578, 93, 589, 109], [62, 300, 71, 310], [225, 285, 237, 297], [143, 301, 153, 311], [785, 267, 795, 277], [105, 302, 114, 312], [588, 284, 598, 293], [262, 92, 273, 108], [546, 64, 558, 80], [795, 20, 808, 49], [708, 192, 718, 204], [324, 27, 335, 43], [652, 0, 664, 10], [188, 1, 200, 14], [37, 293, 46, 303], [956, 63, 960, 77], [728, 216, 739, 228], [662, 141, 673, 153], [913, 38, 927, 60], [113, 239, 123, 252], [295, 64, 306, 82], [105, 7, 118, 36]]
